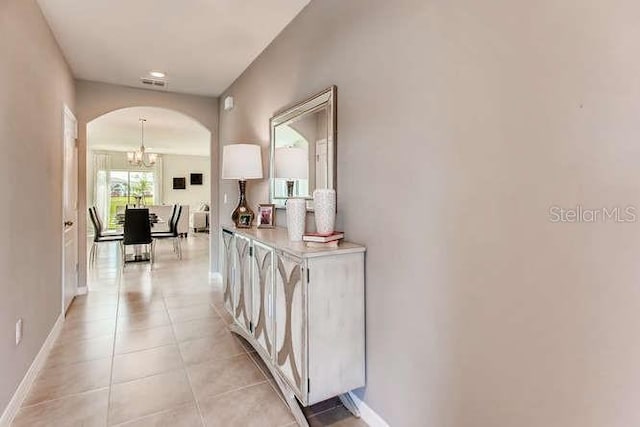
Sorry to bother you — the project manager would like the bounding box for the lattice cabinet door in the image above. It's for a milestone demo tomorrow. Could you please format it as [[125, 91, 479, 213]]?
[[251, 241, 275, 360], [274, 250, 307, 401], [221, 230, 235, 315], [233, 235, 252, 334]]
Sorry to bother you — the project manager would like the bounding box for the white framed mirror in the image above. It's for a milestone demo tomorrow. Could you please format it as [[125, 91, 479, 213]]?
[[270, 86, 337, 210]]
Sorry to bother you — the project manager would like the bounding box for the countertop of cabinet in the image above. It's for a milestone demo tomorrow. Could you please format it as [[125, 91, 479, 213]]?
[[221, 225, 366, 259]]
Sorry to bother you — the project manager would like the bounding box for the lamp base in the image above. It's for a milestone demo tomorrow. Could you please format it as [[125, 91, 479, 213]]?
[[231, 180, 254, 228], [286, 180, 295, 198]]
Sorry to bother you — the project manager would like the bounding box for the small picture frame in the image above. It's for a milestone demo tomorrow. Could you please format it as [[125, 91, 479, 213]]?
[[238, 213, 252, 228], [257, 204, 275, 228], [173, 177, 186, 190], [190, 173, 203, 185]]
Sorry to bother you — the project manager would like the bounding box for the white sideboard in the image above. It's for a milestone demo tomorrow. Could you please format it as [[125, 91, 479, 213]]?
[[220, 225, 366, 426]]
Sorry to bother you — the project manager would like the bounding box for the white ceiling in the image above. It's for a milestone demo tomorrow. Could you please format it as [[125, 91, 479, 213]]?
[[36, 0, 309, 96], [88, 107, 210, 156]]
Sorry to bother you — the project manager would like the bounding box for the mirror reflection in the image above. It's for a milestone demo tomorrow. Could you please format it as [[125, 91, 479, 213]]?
[[270, 87, 336, 209]]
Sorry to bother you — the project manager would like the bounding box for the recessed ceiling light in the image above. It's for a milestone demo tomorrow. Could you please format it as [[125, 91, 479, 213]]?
[[149, 71, 165, 78]]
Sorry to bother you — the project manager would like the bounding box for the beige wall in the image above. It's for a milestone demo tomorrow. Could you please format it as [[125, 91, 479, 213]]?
[[76, 80, 219, 282], [218, 0, 640, 425], [0, 0, 75, 414], [162, 154, 211, 209]]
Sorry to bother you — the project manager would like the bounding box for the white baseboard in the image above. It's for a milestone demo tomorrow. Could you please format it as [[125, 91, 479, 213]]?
[[0, 314, 64, 427], [347, 391, 390, 427]]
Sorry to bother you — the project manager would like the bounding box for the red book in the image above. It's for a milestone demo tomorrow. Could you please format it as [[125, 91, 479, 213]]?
[[302, 231, 344, 243]]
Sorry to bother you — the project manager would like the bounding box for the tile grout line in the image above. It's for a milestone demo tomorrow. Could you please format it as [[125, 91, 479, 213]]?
[[163, 289, 207, 427], [198, 378, 270, 402], [105, 260, 125, 426], [107, 345, 182, 387], [85, 236, 265, 427], [214, 300, 296, 419], [108, 402, 195, 427], [17, 387, 111, 411]]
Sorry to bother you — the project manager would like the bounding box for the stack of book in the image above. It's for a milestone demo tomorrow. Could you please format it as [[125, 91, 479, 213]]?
[[302, 231, 344, 248]]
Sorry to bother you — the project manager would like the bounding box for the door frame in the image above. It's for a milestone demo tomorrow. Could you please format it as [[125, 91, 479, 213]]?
[[62, 104, 79, 314]]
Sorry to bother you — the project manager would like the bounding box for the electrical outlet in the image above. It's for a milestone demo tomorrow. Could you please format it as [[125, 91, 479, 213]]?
[[224, 193, 228, 204], [15, 318, 23, 346]]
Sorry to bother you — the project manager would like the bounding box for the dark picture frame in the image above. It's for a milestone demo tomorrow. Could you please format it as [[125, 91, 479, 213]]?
[[257, 204, 275, 228], [190, 173, 203, 185], [238, 213, 252, 228], [173, 177, 186, 190]]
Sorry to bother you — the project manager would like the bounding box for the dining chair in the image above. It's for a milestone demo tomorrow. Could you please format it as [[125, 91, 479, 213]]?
[[88, 206, 123, 266], [151, 205, 183, 259], [122, 208, 154, 267]]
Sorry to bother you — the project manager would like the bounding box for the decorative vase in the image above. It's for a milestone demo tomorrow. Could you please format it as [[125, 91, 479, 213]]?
[[286, 198, 306, 241], [313, 189, 336, 235]]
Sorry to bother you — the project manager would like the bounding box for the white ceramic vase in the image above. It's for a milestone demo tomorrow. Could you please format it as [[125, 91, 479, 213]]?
[[286, 198, 306, 241], [313, 189, 336, 235]]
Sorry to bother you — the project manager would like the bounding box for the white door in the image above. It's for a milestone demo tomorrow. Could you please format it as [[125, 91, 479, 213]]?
[[62, 105, 78, 313]]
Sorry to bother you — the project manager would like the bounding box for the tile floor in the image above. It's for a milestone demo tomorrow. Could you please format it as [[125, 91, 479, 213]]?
[[12, 234, 367, 426]]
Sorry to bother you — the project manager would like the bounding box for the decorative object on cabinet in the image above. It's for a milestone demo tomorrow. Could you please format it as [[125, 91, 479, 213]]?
[[304, 231, 342, 249], [270, 86, 337, 210], [302, 231, 344, 242], [313, 188, 336, 234], [190, 173, 203, 185], [257, 204, 275, 228], [172, 177, 186, 190], [286, 198, 306, 241], [238, 213, 252, 227], [220, 225, 365, 427], [275, 146, 308, 197], [222, 144, 263, 228]]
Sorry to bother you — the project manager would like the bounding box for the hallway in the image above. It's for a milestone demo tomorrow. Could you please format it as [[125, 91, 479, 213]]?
[[12, 235, 362, 426]]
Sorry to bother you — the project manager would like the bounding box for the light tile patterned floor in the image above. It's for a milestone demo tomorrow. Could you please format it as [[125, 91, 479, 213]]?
[[12, 234, 366, 426]]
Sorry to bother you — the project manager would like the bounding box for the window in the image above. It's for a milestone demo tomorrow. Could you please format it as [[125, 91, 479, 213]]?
[[99, 170, 156, 229]]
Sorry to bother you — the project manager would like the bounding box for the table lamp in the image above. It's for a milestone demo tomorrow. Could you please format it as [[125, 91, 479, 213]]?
[[275, 146, 308, 197], [222, 144, 263, 228]]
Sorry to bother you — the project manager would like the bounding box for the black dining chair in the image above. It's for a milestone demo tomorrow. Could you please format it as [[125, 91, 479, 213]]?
[[88, 207, 123, 266], [152, 204, 178, 235], [122, 208, 155, 266], [151, 205, 183, 259]]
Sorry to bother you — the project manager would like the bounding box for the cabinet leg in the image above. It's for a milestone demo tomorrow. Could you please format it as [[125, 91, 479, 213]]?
[[339, 393, 361, 418]]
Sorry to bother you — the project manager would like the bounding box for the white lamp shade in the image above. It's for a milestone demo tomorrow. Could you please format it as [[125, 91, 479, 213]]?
[[222, 144, 263, 180], [275, 147, 308, 179]]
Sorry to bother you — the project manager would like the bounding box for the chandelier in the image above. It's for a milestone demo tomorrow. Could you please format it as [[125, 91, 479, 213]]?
[[127, 118, 157, 167]]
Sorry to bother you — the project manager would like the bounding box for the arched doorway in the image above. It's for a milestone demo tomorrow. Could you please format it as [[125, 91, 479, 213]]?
[[83, 106, 214, 287]]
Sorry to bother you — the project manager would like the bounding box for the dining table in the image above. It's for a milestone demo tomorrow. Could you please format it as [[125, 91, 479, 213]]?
[[115, 212, 161, 227]]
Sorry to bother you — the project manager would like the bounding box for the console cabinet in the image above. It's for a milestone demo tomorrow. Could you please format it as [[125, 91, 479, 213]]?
[[220, 226, 365, 425]]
